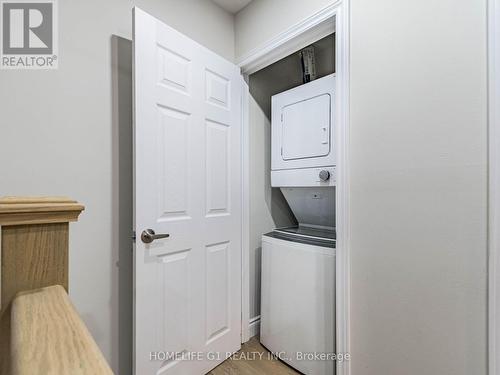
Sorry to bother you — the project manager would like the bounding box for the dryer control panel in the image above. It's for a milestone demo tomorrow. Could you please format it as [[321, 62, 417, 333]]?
[[271, 167, 336, 187]]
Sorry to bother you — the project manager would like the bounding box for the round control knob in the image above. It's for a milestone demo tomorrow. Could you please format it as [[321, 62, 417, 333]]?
[[319, 170, 330, 182]]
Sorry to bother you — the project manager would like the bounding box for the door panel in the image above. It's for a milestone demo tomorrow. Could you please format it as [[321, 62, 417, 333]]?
[[134, 8, 242, 375], [158, 106, 190, 221], [206, 120, 230, 216], [205, 241, 230, 343]]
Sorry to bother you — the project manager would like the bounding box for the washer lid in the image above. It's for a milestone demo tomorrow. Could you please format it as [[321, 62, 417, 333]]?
[[275, 225, 336, 240], [264, 230, 335, 248]]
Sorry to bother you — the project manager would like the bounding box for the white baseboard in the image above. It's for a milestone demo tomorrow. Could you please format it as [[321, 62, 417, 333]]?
[[249, 316, 260, 338]]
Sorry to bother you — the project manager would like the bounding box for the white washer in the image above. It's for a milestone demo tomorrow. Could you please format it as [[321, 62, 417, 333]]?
[[260, 228, 336, 375]]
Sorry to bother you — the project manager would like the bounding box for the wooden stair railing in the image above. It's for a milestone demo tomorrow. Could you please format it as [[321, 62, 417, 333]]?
[[0, 197, 113, 374], [11, 285, 113, 375]]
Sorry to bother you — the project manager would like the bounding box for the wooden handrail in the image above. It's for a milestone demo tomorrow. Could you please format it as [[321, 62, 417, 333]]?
[[0, 196, 85, 314], [0, 196, 90, 375], [0, 196, 84, 225], [11, 285, 113, 375]]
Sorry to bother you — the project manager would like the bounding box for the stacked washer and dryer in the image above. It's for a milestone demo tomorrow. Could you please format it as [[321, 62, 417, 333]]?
[[260, 74, 336, 375]]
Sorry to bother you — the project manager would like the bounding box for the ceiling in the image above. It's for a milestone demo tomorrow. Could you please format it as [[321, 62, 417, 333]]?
[[211, 0, 253, 14]]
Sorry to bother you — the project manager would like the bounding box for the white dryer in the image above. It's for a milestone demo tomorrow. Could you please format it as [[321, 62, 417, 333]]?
[[271, 73, 336, 188]]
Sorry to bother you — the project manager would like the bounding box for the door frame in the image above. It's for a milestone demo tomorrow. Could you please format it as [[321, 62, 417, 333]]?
[[237, 2, 351, 375], [489, 0, 500, 373]]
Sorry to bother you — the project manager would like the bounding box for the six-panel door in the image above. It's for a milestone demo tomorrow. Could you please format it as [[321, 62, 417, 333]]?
[[134, 8, 242, 375]]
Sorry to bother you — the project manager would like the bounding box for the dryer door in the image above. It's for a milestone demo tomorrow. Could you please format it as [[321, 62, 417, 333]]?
[[282, 93, 331, 160]]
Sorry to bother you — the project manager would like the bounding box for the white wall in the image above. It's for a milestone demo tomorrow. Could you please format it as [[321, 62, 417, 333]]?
[[248, 96, 275, 320], [235, 0, 333, 60], [0, 1, 233, 373], [236, 1, 488, 374], [247, 80, 297, 323], [349, 0, 487, 374]]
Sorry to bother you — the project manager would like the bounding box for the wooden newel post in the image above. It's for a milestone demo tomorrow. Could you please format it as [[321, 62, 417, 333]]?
[[0, 197, 84, 374]]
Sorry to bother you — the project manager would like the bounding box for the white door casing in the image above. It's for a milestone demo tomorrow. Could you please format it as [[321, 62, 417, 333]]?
[[489, 0, 500, 374], [133, 8, 242, 375]]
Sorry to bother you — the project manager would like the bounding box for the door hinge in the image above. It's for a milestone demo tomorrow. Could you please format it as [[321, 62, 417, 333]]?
[[132, 231, 136, 242]]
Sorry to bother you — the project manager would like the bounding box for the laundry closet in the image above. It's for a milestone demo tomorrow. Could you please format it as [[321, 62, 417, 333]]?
[[247, 33, 336, 375]]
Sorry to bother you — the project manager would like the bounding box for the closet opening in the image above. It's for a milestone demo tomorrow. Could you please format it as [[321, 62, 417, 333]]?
[[244, 30, 337, 375]]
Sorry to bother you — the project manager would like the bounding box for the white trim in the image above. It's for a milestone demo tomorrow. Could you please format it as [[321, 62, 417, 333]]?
[[241, 76, 251, 343], [333, 3, 350, 375], [237, 2, 339, 75], [248, 315, 261, 338], [238, 3, 351, 375], [489, 0, 500, 374]]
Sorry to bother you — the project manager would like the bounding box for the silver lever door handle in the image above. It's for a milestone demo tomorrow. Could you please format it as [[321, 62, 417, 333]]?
[[141, 229, 170, 244]]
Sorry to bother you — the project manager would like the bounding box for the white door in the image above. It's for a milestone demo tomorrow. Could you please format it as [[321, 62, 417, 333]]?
[[133, 8, 242, 375]]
